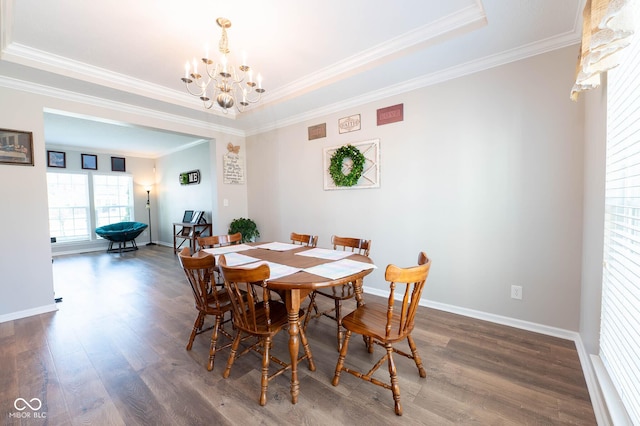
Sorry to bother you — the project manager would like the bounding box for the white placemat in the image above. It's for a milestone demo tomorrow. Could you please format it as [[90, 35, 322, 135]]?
[[295, 247, 355, 260], [253, 242, 301, 251], [202, 244, 255, 255], [303, 258, 376, 280], [216, 252, 261, 266]]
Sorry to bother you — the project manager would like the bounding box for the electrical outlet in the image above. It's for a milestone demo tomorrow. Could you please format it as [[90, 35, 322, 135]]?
[[511, 285, 523, 300]]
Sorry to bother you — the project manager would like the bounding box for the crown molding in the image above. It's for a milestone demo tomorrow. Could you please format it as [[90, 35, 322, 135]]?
[[265, 3, 487, 105], [246, 30, 581, 136], [0, 74, 245, 137], [1, 42, 239, 120]]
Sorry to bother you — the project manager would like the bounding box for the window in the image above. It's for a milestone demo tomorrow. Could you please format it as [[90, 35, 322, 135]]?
[[47, 172, 90, 242], [602, 22, 640, 425], [93, 174, 133, 227], [47, 172, 134, 242]]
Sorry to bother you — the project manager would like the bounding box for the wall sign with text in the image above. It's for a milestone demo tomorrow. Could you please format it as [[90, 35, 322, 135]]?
[[180, 170, 201, 185], [338, 114, 361, 134], [223, 143, 245, 184], [377, 103, 404, 126]]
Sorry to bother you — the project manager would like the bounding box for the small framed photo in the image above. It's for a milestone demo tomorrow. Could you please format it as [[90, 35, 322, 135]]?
[[182, 210, 194, 223], [111, 156, 126, 172], [47, 150, 66, 168], [0, 128, 34, 166], [81, 154, 97, 170]]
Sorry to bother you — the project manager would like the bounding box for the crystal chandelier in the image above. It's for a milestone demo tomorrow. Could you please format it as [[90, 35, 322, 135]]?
[[181, 17, 265, 113]]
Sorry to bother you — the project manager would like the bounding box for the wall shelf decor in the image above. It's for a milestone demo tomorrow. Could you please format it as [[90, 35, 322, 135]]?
[[323, 139, 380, 190]]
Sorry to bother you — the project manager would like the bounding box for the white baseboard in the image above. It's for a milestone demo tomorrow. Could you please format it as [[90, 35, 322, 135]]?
[[52, 240, 173, 257], [363, 287, 609, 425], [0, 303, 58, 323]]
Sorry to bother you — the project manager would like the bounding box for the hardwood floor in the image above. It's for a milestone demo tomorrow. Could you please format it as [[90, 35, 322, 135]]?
[[1, 246, 596, 425]]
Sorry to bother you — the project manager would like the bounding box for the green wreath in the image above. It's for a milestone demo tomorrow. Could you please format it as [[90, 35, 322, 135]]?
[[329, 145, 365, 187]]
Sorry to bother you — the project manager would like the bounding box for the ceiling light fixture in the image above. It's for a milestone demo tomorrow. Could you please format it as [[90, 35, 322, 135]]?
[[181, 17, 265, 113]]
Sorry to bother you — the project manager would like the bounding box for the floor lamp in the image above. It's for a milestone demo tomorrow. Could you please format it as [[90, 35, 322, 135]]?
[[145, 186, 156, 246]]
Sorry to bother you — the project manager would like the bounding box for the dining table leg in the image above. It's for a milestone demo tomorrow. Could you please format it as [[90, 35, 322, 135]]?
[[353, 277, 365, 307], [285, 288, 318, 403], [353, 277, 372, 352]]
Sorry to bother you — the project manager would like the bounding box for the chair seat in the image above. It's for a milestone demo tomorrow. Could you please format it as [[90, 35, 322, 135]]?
[[342, 302, 410, 343], [201, 289, 233, 314], [237, 300, 290, 335], [95, 221, 148, 242]]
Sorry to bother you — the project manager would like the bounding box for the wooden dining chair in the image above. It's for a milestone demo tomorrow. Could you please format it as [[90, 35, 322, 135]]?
[[332, 252, 431, 416], [197, 232, 243, 284], [218, 256, 315, 406], [303, 235, 372, 350], [177, 247, 234, 371], [197, 232, 242, 251], [290, 232, 318, 247]]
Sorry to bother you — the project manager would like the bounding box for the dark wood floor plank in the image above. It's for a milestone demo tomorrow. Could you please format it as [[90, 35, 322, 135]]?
[[0, 245, 597, 425], [53, 347, 127, 425]]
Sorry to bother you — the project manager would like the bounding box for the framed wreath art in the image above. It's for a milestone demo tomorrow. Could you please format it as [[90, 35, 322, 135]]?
[[323, 139, 380, 190], [329, 144, 365, 187]]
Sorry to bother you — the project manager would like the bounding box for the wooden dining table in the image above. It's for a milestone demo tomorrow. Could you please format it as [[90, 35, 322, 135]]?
[[204, 242, 374, 404]]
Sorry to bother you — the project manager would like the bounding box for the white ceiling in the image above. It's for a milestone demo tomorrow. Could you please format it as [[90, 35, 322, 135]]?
[[0, 0, 583, 158]]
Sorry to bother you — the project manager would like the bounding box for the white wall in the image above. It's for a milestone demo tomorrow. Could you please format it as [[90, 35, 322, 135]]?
[[246, 46, 585, 331], [0, 87, 57, 320], [156, 141, 213, 245], [154, 135, 249, 246]]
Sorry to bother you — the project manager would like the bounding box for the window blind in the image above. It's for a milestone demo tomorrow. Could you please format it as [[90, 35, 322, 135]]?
[[603, 21, 640, 425]]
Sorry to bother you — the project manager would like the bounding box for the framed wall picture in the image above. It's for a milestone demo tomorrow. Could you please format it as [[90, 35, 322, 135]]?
[[47, 150, 66, 168], [323, 139, 380, 190], [111, 156, 126, 172], [0, 128, 34, 166], [81, 154, 97, 170], [182, 210, 194, 223]]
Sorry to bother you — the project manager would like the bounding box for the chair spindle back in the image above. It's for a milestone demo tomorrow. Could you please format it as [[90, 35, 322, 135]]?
[[332, 235, 371, 256], [384, 252, 431, 338], [219, 256, 274, 334]]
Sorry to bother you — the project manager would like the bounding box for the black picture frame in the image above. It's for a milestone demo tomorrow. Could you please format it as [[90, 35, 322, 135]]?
[[111, 156, 126, 172], [0, 128, 34, 166], [47, 150, 66, 168], [182, 210, 194, 223], [81, 154, 97, 170]]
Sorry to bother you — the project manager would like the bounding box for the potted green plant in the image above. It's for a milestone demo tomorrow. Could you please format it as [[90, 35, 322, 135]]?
[[228, 217, 260, 243]]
